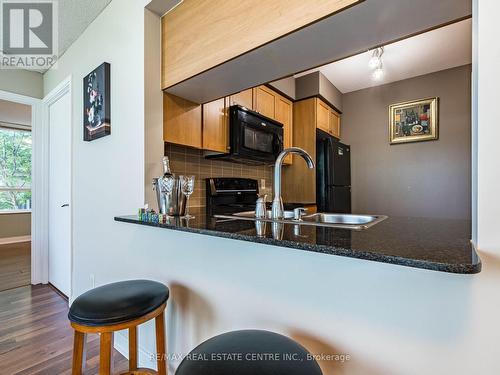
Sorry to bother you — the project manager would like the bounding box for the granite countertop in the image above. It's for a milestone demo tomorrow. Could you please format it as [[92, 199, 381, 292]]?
[[115, 210, 481, 274]]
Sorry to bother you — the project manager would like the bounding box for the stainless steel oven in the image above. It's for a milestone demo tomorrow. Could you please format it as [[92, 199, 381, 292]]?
[[206, 105, 283, 165]]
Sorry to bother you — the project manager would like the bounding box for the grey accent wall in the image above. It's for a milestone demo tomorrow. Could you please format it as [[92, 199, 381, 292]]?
[[342, 65, 471, 220], [0, 213, 31, 238], [269, 76, 296, 99], [0, 70, 43, 99], [319, 72, 343, 111], [296, 72, 320, 99], [0, 100, 31, 125], [296, 71, 343, 110]]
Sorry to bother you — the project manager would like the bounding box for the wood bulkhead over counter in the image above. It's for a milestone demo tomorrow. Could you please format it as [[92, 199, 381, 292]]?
[[161, 0, 361, 89]]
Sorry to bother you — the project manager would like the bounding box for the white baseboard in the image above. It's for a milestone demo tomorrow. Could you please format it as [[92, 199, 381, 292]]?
[[0, 235, 31, 245]]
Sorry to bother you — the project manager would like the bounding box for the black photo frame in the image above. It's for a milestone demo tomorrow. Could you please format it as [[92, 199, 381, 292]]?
[[83, 62, 111, 141]]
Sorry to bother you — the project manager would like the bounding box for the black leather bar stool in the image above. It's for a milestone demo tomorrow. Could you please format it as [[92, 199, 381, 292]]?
[[68, 280, 169, 375], [175, 330, 323, 375]]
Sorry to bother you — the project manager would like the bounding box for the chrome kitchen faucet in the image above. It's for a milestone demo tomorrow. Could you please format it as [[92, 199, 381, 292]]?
[[271, 147, 315, 220]]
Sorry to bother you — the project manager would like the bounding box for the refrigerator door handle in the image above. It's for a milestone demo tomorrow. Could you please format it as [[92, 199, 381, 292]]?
[[326, 138, 335, 186]]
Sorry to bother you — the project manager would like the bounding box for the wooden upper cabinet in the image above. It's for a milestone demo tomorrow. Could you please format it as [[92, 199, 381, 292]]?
[[203, 89, 253, 153], [163, 93, 202, 148], [228, 89, 253, 110], [203, 98, 228, 153], [253, 85, 294, 164], [274, 94, 293, 165], [329, 109, 341, 139], [316, 99, 330, 134], [253, 86, 276, 119], [316, 98, 341, 139], [167, 85, 295, 161]]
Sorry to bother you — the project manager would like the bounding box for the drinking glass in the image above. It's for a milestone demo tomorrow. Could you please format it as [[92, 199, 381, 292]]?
[[179, 175, 195, 218]]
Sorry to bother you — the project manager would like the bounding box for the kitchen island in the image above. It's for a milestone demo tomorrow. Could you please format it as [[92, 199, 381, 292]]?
[[115, 212, 480, 274]]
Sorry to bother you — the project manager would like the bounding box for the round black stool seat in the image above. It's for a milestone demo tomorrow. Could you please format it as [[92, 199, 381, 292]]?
[[176, 330, 323, 375], [68, 279, 169, 326]]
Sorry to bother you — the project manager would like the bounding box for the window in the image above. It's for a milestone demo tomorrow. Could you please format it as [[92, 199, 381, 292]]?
[[0, 125, 31, 211]]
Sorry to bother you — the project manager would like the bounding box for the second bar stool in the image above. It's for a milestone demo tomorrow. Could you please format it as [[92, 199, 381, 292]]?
[[68, 279, 169, 375]]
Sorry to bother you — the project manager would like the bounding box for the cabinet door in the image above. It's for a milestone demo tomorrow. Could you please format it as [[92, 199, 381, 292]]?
[[253, 86, 276, 119], [164, 93, 202, 148], [316, 99, 330, 133], [229, 89, 253, 110], [329, 109, 341, 139], [282, 98, 316, 203], [275, 94, 293, 165], [202, 97, 228, 153]]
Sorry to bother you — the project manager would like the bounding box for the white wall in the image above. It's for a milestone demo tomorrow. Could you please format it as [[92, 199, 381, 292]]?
[[0, 70, 44, 99], [42, 0, 500, 374], [476, 0, 500, 252], [43, 0, 146, 299], [144, 8, 164, 210]]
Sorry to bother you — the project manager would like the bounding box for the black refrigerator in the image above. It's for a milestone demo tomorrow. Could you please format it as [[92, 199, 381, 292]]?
[[316, 129, 351, 213]]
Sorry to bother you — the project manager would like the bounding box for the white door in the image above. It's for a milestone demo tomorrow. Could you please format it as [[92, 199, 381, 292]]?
[[48, 90, 71, 297]]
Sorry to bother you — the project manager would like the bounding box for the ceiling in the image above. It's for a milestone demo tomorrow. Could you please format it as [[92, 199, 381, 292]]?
[[0, 0, 112, 73], [146, 0, 183, 16], [295, 18, 472, 94], [57, 0, 112, 60], [22, 0, 181, 73], [58, 0, 183, 60]]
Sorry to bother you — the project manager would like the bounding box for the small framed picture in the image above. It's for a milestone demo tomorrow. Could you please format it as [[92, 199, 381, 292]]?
[[83, 62, 110, 141], [389, 97, 438, 145]]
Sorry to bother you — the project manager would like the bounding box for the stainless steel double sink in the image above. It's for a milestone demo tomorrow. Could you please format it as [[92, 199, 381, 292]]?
[[215, 210, 387, 230]]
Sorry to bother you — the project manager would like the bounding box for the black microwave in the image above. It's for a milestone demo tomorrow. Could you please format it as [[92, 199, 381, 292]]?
[[206, 105, 284, 165]]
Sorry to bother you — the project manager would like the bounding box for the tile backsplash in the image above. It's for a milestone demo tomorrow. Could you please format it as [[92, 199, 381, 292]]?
[[165, 143, 273, 208]]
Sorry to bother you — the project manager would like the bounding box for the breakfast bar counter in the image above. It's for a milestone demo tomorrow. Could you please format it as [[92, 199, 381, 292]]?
[[115, 212, 481, 274]]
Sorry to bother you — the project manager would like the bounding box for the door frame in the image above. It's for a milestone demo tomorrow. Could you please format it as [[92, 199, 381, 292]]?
[[41, 76, 73, 299], [0, 88, 43, 283]]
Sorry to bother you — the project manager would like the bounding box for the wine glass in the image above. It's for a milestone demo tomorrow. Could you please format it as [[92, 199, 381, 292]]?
[[179, 175, 195, 218]]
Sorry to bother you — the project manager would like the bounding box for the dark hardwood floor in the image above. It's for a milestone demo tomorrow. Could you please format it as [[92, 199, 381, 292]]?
[[0, 241, 31, 292], [0, 284, 129, 374]]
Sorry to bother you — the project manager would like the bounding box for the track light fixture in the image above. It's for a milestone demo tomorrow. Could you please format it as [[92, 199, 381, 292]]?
[[369, 47, 384, 80]]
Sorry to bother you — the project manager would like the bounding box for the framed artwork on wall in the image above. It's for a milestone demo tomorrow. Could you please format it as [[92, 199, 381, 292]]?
[[389, 97, 438, 144], [83, 62, 110, 141]]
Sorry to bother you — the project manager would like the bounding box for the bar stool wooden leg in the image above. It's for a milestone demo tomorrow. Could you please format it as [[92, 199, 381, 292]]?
[[71, 331, 86, 375], [129, 326, 138, 371], [155, 312, 167, 375], [99, 332, 114, 375]]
